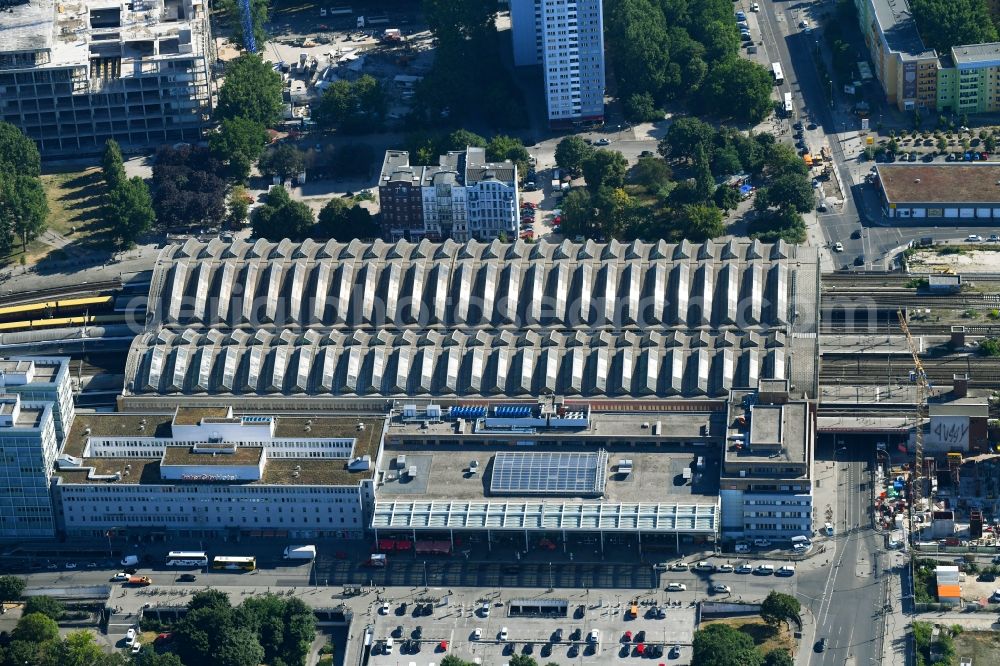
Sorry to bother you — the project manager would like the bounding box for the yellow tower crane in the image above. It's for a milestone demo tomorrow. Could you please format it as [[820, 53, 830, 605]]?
[[897, 309, 929, 508]]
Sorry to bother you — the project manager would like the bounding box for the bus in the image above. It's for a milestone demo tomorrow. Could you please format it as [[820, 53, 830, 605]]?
[[166, 551, 208, 568], [771, 62, 784, 84], [783, 92, 794, 115], [212, 556, 256, 571]]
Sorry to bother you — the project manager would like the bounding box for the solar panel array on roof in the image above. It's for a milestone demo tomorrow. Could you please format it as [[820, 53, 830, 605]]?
[[490, 450, 608, 496]]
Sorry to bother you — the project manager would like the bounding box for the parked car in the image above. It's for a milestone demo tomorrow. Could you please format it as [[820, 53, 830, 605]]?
[[777, 565, 796, 577], [716, 563, 734, 573], [990, 234, 1000, 242], [751, 2, 760, 11], [499, 627, 509, 641], [711, 584, 732, 594], [666, 582, 687, 591], [735, 563, 753, 574], [669, 562, 688, 571], [111, 572, 129, 582], [595, 138, 611, 146], [125, 629, 136, 647], [754, 564, 775, 575], [694, 561, 714, 572], [472, 627, 482, 640], [967, 234, 984, 242], [833, 242, 844, 252], [178, 573, 197, 582], [588, 629, 600, 643]]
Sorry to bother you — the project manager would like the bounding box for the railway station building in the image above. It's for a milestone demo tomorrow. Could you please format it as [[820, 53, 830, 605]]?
[[77, 237, 821, 547], [875, 164, 1000, 220], [50, 405, 386, 540]]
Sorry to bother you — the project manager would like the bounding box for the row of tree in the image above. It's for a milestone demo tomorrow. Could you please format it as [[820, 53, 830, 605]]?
[[0, 122, 47, 258], [170, 589, 317, 666], [404, 130, 532, 176], [250, 186, 377, 242], [606, 0, 775, 124], [911, 0, 997, 54]]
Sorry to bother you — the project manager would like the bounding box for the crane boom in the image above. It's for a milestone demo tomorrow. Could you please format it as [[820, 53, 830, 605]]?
[[897, 309, 928, 508], [239, 0, 257, 53]]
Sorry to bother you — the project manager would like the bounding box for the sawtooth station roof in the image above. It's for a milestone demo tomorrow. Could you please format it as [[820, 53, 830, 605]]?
[[125, 238, 818, 401]]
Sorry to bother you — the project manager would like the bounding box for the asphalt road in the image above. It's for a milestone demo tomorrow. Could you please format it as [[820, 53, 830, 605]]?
[[797, 441, 885, 665]]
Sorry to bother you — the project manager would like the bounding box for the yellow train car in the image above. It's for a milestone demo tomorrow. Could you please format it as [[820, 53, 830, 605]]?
[[0, 301, 56, 322]]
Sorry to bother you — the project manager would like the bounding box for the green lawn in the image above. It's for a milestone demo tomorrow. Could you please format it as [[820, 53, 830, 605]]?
[[36, 166, 113, 261]]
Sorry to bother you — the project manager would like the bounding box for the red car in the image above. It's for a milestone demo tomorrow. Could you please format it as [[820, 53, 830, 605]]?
[[636, 643, 646, 655], [623, 631, 632, 643]]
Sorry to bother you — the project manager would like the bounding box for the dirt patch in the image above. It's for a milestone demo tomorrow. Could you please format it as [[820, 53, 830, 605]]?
[[953, 630, 1000, 664], [702, 616, 796, 655], [908, 246, 1000, 273]]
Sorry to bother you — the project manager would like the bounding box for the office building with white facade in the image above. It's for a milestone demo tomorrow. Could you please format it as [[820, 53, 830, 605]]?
[[510, 0, 606, 127], [720, 380, 815, 541], [0, 395, 59, 538], [52, 406, 385, 539], [0, 357, 75, 443]]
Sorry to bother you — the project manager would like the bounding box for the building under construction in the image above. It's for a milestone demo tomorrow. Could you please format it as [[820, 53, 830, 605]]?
[[0, 0, 213, 156]]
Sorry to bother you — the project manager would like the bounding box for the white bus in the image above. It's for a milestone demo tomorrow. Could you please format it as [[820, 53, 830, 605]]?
[[783, 92, 793, 115], [771, 62, 784, 84], [212, 555, 257, 571], [166, 551, 208, 567]]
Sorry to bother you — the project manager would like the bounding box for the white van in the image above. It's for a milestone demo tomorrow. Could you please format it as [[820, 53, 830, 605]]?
[[824, 522, 834, 536], [384, 637, 393, 654], [121, 555, 139, 567], [790, 535, 810, 545]]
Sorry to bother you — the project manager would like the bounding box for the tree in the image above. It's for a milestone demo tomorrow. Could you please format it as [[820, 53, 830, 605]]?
[[136, 653, 185, 666], [631, 156, 673, 190], [508, 655, 538, 666], [936, 136, 949, 152], [696, 58, 775, 123], [0, 122, 40, 177], [259, 145, 306, 181], [0, 171, 48, 253], [229, 185, 251, 227], [216, 0, 269, 52], [712, 145, 743, 177], [317, 198, 378, 240], [911, 0, 998, 54], [682, 203, 726, 241], [174, 604, 235, 665], [215, 54, 283, 126], [750, 204, 806, 243], [152, 146, 228, 229], [659, 117, 716, 162], [691, 623, 763, 666], [251, 186, 315, 241], [693, 146, 714, 201], [624, 92, 662, 122], [59, 630, 105, 666], [440, 657, 474, 666], [0, 575, 25, 602], [188, 589, 231, 612], [13, 613, 60, 644], [581, 150, 629, 192], [101, 139, 125, 191], [555, 136, 595, 175], [209, 117, 268, 182], [313, 75, 388, 133], [444, 129, 487, 151], [106, 176, 155, 247], [764, 173, 815, 213], [22, 596, 63, 621], [714, 185, 742, 212], [762, 648, 794, 666], [487, 135, 531, 177], [560, 189, 595, 239], [214, 627, 265, 666], [760, 591, 802, 627]]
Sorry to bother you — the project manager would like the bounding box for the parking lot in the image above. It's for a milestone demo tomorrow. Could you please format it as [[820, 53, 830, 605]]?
[[367, 592, 696, 665]]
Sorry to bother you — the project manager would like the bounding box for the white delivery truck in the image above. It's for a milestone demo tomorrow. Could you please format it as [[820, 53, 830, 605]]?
[[283, 545, 317, 560]]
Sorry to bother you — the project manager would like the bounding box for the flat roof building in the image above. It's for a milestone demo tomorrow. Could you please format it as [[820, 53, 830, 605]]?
[[0, 395, 59, 538], [0, 0, 213, 156], [875, 164, 1000, 219], [52, 405, 386, 539], [0, 356, 74, 443], [720, 380, 815, 541]]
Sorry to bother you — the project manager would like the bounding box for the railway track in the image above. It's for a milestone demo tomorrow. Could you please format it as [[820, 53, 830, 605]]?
[[0, 279, 122, 307], [820, 354, 1000, 386]]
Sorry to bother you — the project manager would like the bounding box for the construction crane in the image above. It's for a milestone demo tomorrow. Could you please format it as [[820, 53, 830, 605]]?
[[898, 308, 930, 509], [239, 0, 257, 53]]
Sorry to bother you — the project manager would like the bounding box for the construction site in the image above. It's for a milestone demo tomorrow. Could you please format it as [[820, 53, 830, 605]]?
[[0, 0, 213, 156]]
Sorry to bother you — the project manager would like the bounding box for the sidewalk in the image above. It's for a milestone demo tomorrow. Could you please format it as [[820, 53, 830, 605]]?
[[794, 607, 817, 666]]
